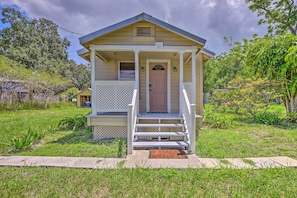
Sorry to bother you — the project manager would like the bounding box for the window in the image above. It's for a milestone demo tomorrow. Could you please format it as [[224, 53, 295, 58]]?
[[119, 62, 135, 80], [136, 27, 151, 36]]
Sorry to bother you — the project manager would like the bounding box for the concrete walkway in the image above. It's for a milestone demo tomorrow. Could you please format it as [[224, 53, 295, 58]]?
[[0, 151, 297, 169]]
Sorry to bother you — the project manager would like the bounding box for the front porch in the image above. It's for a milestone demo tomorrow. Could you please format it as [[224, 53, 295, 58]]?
[[88, 79, 197, 154]]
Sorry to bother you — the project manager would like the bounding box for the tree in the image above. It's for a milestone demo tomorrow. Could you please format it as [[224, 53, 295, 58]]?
[[0, 7, 70, 74], [245, 0, 297, 35], [203, 39, 249, 93], [246, 34, 297, 115], [68, 60, 91, 90]]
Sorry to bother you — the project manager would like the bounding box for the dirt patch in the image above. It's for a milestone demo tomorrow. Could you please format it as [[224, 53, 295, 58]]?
[[149, 149, 188, 159]]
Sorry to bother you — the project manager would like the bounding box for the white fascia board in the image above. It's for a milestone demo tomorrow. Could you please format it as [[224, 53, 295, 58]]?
[[89, 44, 198, 52]]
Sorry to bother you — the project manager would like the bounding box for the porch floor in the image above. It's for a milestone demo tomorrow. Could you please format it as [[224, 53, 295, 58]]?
[[138, 113, 182, 119]]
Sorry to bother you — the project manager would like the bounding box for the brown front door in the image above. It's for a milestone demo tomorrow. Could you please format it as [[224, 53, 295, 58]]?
[[149, 63, 167, 112]]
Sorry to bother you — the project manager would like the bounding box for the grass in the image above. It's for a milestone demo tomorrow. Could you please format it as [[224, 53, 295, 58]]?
[[197, 104, 297, 159], [0, 167, 296, 197], [0, 107, 126, 157]]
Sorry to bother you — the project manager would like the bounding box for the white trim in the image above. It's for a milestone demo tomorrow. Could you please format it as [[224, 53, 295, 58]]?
[[91, 49, 96, 115], [90, 44, 197, 52], [191, 50, 196, 103], [146, 59, 171, 113], [118, 61, 135, 81], [179, 51, 184, 114]]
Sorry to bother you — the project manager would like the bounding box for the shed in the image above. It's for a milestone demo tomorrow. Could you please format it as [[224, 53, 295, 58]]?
[[76, 88, 91, 107]]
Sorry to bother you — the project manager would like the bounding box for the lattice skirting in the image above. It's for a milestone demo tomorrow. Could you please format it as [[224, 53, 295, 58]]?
[[93, 126, 127, 140]]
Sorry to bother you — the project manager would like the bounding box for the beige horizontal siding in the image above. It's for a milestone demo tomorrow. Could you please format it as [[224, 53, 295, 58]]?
[[84, 20, 202, 48], [95, 59, 116, 80]]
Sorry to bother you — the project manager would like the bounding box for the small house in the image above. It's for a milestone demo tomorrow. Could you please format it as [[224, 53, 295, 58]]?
[[77, 13, 214, 154]]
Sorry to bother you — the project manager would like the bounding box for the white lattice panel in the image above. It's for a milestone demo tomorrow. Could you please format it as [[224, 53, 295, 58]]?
[[184, 82, 193, 103], [93, 126, 127, 140], [96, 81, 134, 112]]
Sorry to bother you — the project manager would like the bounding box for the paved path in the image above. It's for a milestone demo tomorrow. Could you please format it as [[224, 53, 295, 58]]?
[[0, 152, 297, 169]]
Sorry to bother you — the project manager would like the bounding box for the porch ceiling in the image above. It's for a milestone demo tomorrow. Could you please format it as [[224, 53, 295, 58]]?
[[96, 51, 189, 61]]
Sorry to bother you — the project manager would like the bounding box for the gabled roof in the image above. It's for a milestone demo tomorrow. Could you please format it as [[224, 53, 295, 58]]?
[[202, 48, 215, 57], [79, 13, 206, 45], [75, 88, 91, 96]]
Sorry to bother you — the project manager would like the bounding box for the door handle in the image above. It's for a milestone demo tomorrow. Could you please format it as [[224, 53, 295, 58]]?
[[149, 84, 151, 87]]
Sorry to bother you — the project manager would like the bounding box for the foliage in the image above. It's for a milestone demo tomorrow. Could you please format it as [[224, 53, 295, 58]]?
[[245, 0, 297, 35], [246, 34, 297, 115], [58, 114, 90, 131], [210, 77, 278, 115], [117, 138, 125, 158], [252, 112, 284, 125], [0, 7, 70, 73], [203, 111, 232, 129], [228, 77, 278, 115], [66, 87, 79, 101], [286, 112, 297, 123], [203, 37, 252, 93], [0, 7, 91, 91], [4, 128, 45, 153]]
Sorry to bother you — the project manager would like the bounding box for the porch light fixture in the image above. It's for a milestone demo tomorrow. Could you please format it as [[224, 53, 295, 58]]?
[[173, 67, 177, 72], [141, 66, 145, 72]]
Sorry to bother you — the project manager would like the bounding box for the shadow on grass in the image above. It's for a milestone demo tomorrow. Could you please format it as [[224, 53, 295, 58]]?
[[51, 130, 122, 146], [233, 115, 297, 130]]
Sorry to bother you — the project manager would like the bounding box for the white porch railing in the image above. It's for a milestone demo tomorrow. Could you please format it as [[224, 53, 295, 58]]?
[[127, 81, 139, 154], [181, 82, 196, 153], [183, 82, 193, 103], [95, 81, 134, 112]]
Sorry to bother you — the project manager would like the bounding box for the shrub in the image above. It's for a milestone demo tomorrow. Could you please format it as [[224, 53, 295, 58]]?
[[203, 111, 232, 129], [286, 112, 297, 123], [4, 128, 45, 153], [252, 112, 284, 125], [58, 114, 90, 131]]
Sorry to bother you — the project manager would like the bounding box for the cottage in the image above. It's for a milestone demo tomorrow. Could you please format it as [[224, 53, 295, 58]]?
[[75, 88, 91, 107], [77, 13, 214, 154]]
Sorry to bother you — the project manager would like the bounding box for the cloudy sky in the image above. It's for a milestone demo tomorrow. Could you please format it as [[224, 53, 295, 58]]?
[[0, 0, 267, 64]]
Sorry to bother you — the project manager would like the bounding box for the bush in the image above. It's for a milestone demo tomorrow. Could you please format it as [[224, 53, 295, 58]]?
[[58, 114, 90, 131], [252, 112, 284, 125], [4, 128, 45, 153], [286, 112, 297, 123], [203, 111, 232, 129]]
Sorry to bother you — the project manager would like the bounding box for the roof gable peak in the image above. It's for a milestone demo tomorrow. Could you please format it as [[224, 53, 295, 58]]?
[[79, 13, 206, 46]]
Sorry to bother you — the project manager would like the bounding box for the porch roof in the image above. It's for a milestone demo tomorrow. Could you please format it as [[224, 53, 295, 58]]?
[[79, 12, 206, 46]]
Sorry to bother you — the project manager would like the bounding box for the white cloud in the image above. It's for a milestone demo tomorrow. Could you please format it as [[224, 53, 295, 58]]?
[[0, 0, 267, 63]]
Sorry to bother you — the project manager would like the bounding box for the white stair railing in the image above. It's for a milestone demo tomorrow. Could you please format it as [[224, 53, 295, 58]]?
[[181, 82, 196, 153], [127, 81, 138, 154]]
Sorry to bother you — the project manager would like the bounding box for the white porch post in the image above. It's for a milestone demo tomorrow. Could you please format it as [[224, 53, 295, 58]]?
[[134, 50, 139, 82], [179, 51, 184, 115], [191, 50, 196, 104], [90, 47, 96, 115], [134, 50, 139, 114]]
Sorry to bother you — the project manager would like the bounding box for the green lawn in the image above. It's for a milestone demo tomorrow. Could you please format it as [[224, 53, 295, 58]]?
[[0, 107, 126, 157], [197, 104, 297, 159], [0, 105, 296, 159], [0, 166, 296, 197], [1, 105, 297, 197]]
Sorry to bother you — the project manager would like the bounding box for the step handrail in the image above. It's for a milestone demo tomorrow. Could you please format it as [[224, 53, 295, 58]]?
[[181, 82, 196, 153], [127, 81, 138, 154]]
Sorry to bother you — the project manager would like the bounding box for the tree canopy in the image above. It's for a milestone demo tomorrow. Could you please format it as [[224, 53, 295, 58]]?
[[0, 7, 90, 91], [245, 0, 297, 35], [246, 34, 297, 113]]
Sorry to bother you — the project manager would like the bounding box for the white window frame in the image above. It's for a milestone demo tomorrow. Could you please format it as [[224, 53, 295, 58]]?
[[118, 61, 135, 81]]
